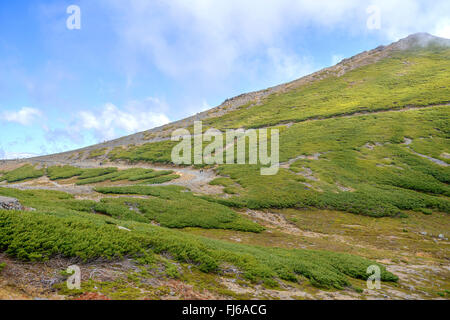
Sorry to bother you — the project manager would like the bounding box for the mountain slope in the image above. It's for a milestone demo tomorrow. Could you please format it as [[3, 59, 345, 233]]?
[[1, 33, 449, 300], [46, 33, 449, 218], [32, 33, 450, 163]]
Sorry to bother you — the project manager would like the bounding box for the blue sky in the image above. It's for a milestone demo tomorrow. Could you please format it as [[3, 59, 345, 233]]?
[[0, 0, 449, 159]]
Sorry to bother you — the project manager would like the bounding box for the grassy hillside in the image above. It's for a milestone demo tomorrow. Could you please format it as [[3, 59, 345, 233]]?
[[0, 187, 397, 289], [96, 44, 450, 218], [0, 164, 45, 183], [204, 106, 450, 216], [0, 35, 448, 298], [203, 46, 450, 129]]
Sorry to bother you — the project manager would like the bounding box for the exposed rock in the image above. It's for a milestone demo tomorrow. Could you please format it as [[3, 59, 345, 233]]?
[[0, 196, 24, 211], [403, 137, 412, 145], [297, 167, 319, 181], [364, 142, 384, 150], [336, 182, 355, 192]]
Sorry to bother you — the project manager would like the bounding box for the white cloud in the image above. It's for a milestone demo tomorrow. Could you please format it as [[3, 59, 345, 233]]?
[[0, 148, 39, 160], [78, 98, 170, 141], [102, 0, 361, 84], [99, 0, 449, 103], [356, 0, 450, 41], [40, 97, 170, 147], [1, 107, 42, 125], [434, 19, 450, 38]]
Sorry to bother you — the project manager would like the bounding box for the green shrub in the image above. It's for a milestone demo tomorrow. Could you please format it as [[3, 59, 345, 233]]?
[[138, 174, 180, 185], [78, 167, 118, 179], [224, 186, 239, 194], [87, 148, 107, 159], [128, 170, 173, 181], [0, 165, 45, 183], [75, 171, 123, 185], [417, 208, 433, 215], [110, 168, 155, 181], [47, 165, 84, 180], [0, 208, 397, 289], [75, 168, 174, 185], [94, 186, 263, 232], [209, 178, 235, 187]]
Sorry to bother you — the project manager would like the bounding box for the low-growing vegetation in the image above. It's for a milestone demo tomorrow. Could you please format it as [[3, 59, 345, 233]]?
[[0, 165, 45, 183], [0, 205, 397, 289], [47, 165, 84, 180], [0, 165, 180, 186], [77, 167, 118, 180], [138, 174, 180, 185], [128, 170, 174, 181], [198, 106, 450, 217], [94, 185, 262, 232], [75, 168, 178, 185], [109, 141, 177, 164], [87, 148, 108, 159], [0, 185, 262, 232]]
